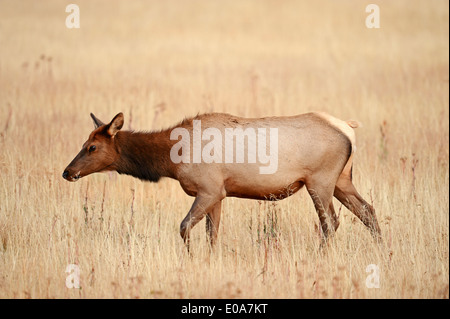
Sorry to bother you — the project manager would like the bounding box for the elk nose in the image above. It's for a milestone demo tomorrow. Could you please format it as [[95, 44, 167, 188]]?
[[62, 170, 69, 180]]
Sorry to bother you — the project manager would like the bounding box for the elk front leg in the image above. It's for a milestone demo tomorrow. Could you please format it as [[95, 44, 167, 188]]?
[[180, 194, 223, 253], [205, 200, 222, 249]]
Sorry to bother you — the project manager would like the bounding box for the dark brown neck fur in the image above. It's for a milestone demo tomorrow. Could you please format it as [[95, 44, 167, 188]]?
[[112, 130, 176, 182]]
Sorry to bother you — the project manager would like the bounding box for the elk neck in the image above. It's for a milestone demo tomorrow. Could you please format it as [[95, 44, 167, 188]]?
[[112, 130, 176, 182]]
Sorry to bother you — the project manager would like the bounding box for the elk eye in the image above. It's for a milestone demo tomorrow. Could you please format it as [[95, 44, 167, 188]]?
[[89, 145, 96, 152]]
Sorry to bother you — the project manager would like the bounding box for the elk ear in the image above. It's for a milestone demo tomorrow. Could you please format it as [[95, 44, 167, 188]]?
[[106, 112, 124, 137], [90, 113, 105, 128]]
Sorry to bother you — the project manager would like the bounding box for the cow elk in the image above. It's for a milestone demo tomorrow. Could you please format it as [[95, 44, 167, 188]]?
[[63, 112, 382, 252]]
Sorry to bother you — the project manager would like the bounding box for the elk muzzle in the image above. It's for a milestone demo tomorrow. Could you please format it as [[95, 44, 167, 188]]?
[[62, 168, 81, 182]]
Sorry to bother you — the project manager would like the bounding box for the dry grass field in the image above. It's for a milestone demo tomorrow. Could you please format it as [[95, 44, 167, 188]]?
[[0, 0, 448, 299]]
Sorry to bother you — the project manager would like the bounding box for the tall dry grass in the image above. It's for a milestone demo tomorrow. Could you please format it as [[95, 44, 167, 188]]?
[[0, 0, 448, 298]]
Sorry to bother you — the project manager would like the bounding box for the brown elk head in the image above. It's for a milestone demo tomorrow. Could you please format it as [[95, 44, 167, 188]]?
[[62, 113, 124, 182]]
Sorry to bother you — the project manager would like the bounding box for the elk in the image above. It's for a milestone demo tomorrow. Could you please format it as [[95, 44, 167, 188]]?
[[63, 112, 382, 252]]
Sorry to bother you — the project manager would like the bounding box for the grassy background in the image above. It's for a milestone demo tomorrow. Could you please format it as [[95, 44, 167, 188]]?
[[0, 0, 448, 298]]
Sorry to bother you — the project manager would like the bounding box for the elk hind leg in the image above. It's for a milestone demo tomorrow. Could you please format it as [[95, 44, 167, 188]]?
[[306, 181, 337, 246], [328, 200, 340, 232], [334, 176, 382, 243]]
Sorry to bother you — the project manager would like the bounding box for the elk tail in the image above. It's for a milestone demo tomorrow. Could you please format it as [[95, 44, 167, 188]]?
[[346, 120, 362, 129]]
